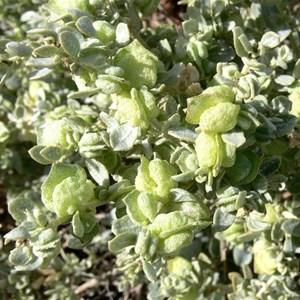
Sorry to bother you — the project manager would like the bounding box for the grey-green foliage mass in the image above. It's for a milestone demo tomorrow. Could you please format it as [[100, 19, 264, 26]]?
[[1, 0, 300, 299]]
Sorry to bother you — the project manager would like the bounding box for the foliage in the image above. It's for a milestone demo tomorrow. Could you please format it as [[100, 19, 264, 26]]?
[[1, 0, 300, 298]]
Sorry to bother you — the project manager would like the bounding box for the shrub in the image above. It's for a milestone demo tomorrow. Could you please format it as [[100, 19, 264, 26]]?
[[1, 0, 300, 298]]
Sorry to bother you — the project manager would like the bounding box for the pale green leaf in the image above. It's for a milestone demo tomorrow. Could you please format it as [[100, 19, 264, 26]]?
[[142, 260, 157, 282], [108, 232, 137, 253], [85, 158, 110, 187], [261, 31, 280, 48], [9, 246, 32, 266], [72, 211, 85, 238], [76, 16, 96, 37], [59, 31, 80, 57], [110, 124, 138, 151], [6, 42, 32, 57]]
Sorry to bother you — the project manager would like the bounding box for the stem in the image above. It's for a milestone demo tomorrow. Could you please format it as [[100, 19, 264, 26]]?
[[220, 240, 228, 283]]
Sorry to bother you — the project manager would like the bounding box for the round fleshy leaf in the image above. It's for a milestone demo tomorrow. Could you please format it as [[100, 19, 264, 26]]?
[[186, 86, 235, 125], [6, 42, 32, 57], [142, 260, 157, 282], [110, 124, 138, 151], [41, 163, 95, 216], [85, 158, 110, 187], [199, 102, 240, 133], [76, 16, 96, 37], [59, 31, 80, 57], [108, 232, 137, 253], [261, 31, 281, 48], [72, 211, 85, 238], [213, 207, 236, 232], [46, 0, 89, 15], [116, 22, 130, 45], [94, 21, 116, 43], [195, 132, 218, 168], [114, 40, 158, 89], [9, 246, 32, 266]]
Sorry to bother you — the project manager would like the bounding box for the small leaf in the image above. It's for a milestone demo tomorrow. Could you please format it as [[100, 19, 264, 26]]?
[[114, 40, 158, 89], [59, 31, 80, 57], [195, 132, 218, 168], [40, 146, 70, 162], [123, 190, 149, 225], [80, 213, 97, 234], [34, 228, 58, 246], [182, 19, 198, 36], [6, 42, 32, 57], [233, 245, 252, 266], [29, 68, 53, 80], [232, 26, 253, 57], [261, 31, 280, 48], [110, 124, 138, 151], [68, 224, 99, 249], [26, 57, 57, 68], [8, 193, 39, 223], [112, 215, 141, 235], [142, 259, 157, 282], [4, 227, 30, 244], [78, 47, 106, 67], [27, 28, 58, 38], [33, 45, 57, 57], [93, 20, 116, 43], [252, 174, 268, 193], [171, 171, 195, 182], [199, 102, 240, 133], [221, 130, 246, 147], [67, 237, 86, 249], [137, 192, 159, 222], [135, 230, 150, 255], [160, 232, 193, 255], [168, 127, 198, 142], [14, 256, 44, 271], [270, 96, 292, 115], [95, 74, 129, 94], [275, 75, 295, 86], [234, 191, 247, 210], [46, 0, 89, 15], [170, 188, 197, 203], [76, 16, 96, 37], [100, 112, 119, 131], [260, 156, 281, 176], [116, 22, 130, 45], [108, 232, 137, 253], [85, 158, 110, 187], [273, 115, 297, 137], [213, 207, 236, 231], [283, 237, 294, 253], [9, 246, 32, 266], [247, 213, 270, 232], [237, 231, 261, 243], [72, 211, 85, 238], [186, 86, 235, 125], [227, 150, 260, 185], [41, 163, 95, 216], [29, 146, 53, 165]]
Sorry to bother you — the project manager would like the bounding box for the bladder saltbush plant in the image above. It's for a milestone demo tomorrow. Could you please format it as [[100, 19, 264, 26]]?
[[1, 0, 300, 298]]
